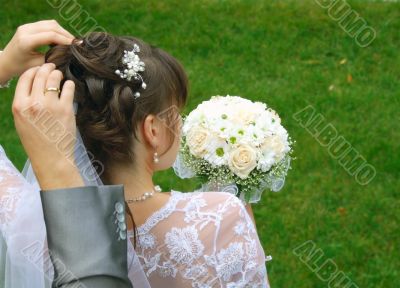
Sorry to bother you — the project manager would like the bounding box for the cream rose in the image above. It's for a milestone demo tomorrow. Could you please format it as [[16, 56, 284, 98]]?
[[261, 135, 286, 162], [233, 109, 255, 125], [228, 144, 258, 179], [186, 126, 211, 158]]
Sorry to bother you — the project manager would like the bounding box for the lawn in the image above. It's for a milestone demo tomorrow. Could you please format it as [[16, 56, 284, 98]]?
[[0, 0, 399, 287]]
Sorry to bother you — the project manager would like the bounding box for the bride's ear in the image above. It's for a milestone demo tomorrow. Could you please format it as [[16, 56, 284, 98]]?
[[142, 114, 162, 149]]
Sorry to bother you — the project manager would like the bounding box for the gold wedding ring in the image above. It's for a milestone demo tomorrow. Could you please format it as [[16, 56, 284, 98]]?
[[44, 87, 61, 96]]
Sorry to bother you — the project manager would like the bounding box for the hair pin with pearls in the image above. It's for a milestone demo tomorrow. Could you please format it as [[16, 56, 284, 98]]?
[[115, 44, 147, 99]]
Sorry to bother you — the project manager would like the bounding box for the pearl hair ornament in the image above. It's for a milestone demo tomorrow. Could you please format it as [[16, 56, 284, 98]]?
[[115, 44, 147, 99]]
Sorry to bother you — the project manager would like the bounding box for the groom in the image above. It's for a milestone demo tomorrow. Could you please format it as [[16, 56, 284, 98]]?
[[1, 20, 133, 288]]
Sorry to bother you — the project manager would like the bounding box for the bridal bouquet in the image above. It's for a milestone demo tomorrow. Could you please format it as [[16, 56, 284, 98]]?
[[173, 95, 293, 203]]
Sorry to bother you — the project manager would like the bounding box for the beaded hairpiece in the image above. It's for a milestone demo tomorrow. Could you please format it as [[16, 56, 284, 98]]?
[[115, 44, 147, 99]]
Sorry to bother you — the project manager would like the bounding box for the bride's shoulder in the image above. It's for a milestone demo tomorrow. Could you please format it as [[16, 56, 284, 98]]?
[[170, 189, 246, 213], [171, 189, 242, 201]]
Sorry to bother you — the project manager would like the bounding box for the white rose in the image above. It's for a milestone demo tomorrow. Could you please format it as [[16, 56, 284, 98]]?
[[261, 135, 287, 162], [228, 144, 258, 179], [186, 126, 211, 158], [235, 109, 255, 125]]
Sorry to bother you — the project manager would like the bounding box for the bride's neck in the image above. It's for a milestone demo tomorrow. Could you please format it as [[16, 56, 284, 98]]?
[[106, 159, 155, 199]]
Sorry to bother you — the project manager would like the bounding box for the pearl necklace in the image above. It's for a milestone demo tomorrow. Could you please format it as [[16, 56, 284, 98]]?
[[126, 185, 162, 203]]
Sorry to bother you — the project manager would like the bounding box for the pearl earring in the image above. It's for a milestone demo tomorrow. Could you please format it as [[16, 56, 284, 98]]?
[[153, 151, 159, 163]]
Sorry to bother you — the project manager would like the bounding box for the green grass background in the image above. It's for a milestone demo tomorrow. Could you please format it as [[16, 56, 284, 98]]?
[[0, 0, 399, 287]]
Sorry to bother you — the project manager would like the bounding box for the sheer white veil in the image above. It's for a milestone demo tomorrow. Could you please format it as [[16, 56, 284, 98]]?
[[21, 103, 151, 287]]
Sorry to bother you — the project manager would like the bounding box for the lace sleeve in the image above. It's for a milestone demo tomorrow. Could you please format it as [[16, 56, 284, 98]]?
[[0, 146, 25, 233], [0, 145, 52, 287], [202, 192, 270, 287]]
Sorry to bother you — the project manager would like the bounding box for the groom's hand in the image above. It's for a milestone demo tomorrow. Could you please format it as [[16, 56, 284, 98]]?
[[0, 20, 74, 84], [12, 63, 84, 190]]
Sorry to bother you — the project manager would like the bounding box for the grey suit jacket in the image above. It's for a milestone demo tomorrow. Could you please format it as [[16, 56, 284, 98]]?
[[40, 185, 132, 288]]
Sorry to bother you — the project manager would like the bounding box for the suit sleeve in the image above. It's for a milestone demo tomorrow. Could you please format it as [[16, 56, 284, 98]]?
[[40, 185, 133, 288]]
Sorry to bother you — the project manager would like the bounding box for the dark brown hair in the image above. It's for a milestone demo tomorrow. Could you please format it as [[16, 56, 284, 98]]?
[[45, 32, 188, 180]]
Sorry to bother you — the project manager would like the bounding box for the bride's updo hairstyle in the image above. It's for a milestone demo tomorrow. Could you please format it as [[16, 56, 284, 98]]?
[[45, 32, 188, 179]]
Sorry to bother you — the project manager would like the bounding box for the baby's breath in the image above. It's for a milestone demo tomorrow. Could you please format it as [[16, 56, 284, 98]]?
[[176, 95, 294, 203]]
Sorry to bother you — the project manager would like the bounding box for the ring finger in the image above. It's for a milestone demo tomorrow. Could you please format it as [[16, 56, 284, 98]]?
[[44, 69, 64, 104], [31, 63, 56, 102]]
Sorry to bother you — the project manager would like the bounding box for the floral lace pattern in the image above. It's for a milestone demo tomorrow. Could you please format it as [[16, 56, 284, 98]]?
[[130, 190, 270, 287], [1, 144, 269, 287], [0, 146, 24, 231], [0, 145, 54, 287]]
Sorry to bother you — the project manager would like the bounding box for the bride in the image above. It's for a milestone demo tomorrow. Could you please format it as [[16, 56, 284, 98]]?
[[0, 20, 270, 287]]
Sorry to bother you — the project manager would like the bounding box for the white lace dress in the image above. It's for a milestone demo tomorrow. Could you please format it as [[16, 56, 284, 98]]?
[[0, 145, 53, 287], [129, 190, 271, 287], [0, 146, 270, 287]]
